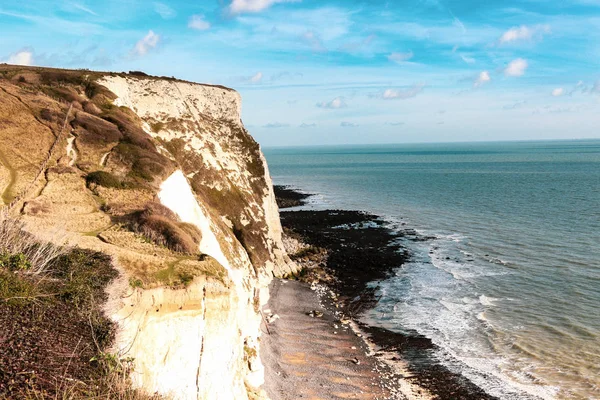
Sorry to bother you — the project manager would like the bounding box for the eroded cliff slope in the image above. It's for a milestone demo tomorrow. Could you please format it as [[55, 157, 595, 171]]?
[[0, 65, 297, 399]]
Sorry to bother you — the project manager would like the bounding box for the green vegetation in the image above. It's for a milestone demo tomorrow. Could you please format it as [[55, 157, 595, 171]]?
[[127, 254, 227, 289], [154, 261, 195, 288], [86, 170, 127, 189], [150, 121, 164, 133], [114, 142, 172, 183], [0, 260, 37, 306], [0, 213, 161, 399]]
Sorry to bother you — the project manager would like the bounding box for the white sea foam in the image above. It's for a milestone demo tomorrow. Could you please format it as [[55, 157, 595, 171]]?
[[479, 295, 499, 307]]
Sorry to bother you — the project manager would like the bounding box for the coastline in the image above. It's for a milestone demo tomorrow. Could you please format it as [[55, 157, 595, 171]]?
[[263, 186, 499, 400]]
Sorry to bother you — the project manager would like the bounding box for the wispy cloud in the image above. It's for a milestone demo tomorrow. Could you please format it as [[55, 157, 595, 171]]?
[[374, 84, 425, 100], [339, 34, 376, 53], [263, 122, 290, 128], [229, 0, 300, 14], [154, 2, 176, 19], [250, 72, 263, 83], [504, 58, 528, 77], [551, 88, 564, 97], [388, 51, 414, 64], [474, 71, 491, 88], [316, 96, 347, 109], [340, 121, 359, 127], [460, 54, 475, 64], [131, 30, 160, 57], [498, 25, 551, 44], [301, 31, 326, 52], [0, 9, 104, 35], [299, 122, 317, 128], [71, 2, 97, 16], [188, 15, 211, 30]]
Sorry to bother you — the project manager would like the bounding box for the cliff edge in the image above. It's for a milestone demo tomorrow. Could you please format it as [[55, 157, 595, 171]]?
[[0, 65, 298, 399]]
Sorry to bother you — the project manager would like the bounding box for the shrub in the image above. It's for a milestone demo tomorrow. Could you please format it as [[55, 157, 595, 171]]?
[[135, 215, 199, 254], [129, 70, 149, 77], [39, 108, 54, 122], [17, 76, 26, 83], [40, 70, 86, 86], [43, 86, 85, 103], [86, 171, 125, 189], [0, 268, 37, 306], [150, 121, 164, 133], [130, 203, 202, 254], [114, 142, 171, 182], [85, 81, 118, 101], [138, 202, 178, 221], [72, 112, 122, 145], [0, 252, 31, 271]]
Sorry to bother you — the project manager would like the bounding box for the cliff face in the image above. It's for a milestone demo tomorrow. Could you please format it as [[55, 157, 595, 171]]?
[[98, 75, 295, 280], [0, 66, 297, 399]]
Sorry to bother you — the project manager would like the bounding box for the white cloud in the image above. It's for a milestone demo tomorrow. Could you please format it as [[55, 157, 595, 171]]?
[[154, 2, 176, 19], [460, 54, 475, 64], [229, 0, 299, 14], [499, 25, 550, 44], [263, 122, 290, 128], [188, 15, 211, 30], [388, 51, 413, 63], [552, 88, 564, 97], [379, 84, 424, 100], [72, 3, 97, 16], [386, 122, 405, 126], [504, 58, 528, 77], [474, 71, 491, 88], [6, 49, 33, 66], [340, 121, 358, 127], [299, 123, 317, 128], [133, 30, 160, 56], [592, 81, 600, 94], [316, 96, 347, 109], [250, 72, 263, 83]]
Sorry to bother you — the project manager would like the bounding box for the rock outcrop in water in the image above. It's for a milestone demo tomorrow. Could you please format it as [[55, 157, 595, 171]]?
[[0, 65, 298, 399]]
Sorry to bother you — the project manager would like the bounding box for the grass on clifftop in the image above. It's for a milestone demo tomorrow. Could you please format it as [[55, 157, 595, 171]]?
[[0, 214, 160, 399]]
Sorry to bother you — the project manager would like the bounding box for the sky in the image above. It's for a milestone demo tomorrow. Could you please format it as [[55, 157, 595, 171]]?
[[1, 0, 599, 146]]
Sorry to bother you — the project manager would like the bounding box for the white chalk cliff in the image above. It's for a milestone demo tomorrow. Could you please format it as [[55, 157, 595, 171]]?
[[96, 75, 298, 399]]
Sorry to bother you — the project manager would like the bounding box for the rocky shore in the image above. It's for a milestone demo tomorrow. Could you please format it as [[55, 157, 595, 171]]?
[[267, 186, 498, 400]]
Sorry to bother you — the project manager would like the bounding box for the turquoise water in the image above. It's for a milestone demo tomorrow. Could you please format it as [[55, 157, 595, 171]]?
[[264, 140, 600, 400]]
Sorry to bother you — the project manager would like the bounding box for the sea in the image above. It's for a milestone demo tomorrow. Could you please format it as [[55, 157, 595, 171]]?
[[263, 140, 600, 400]]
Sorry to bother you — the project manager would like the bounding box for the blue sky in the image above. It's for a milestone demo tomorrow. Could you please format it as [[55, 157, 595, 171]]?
[[1, 0, 599, 146]]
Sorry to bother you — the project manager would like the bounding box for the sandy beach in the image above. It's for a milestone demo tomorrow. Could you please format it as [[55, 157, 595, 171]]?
[[261, 278, 397, 400]]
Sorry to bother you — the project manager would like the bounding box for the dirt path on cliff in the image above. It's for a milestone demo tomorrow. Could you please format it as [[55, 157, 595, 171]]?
[[0, 148, 17, 205], [261, 279, 398, 400]]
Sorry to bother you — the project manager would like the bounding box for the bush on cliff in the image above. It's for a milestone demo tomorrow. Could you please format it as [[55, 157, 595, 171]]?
[[86, 170, 126, 189], [130, 202, 202, 254]]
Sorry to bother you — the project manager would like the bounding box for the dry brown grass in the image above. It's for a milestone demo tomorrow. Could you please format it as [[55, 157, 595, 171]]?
[[17, 366, 164, 400], [0, 211, 68, 275], [72, 112, 123, 145], [130, 203, 202, 254]]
